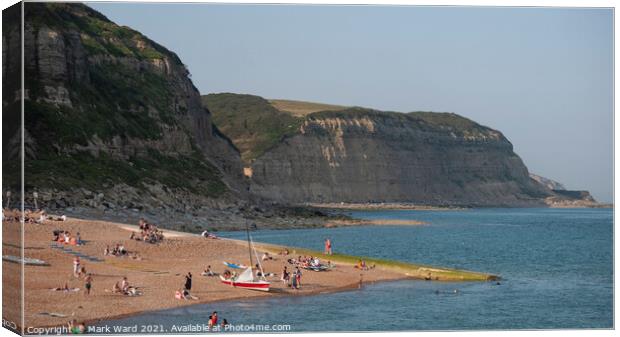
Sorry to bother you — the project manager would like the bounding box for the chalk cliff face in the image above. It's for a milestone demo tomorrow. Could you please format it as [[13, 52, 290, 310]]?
[[3, 3, 245, 212], [251, 109, 550, 206], [204, 94, 552, 206]]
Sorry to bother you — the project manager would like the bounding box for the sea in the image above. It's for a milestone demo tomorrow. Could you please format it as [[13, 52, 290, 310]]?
[[95, 208, 613, 332]]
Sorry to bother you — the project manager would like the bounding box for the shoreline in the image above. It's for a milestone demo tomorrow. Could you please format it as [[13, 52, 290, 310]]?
[[86, 276, 399, 328], [308, 203, 467, 211], [3, 216, 496, 330]]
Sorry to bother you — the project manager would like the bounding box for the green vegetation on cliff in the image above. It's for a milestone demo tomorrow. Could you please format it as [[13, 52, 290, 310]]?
[[202, 93, 304, 163], [204, 93, 501, 163], [3, 3, 229, 198]]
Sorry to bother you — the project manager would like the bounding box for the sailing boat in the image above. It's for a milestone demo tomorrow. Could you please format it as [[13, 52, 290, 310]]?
[[219, 223, 270, 292]]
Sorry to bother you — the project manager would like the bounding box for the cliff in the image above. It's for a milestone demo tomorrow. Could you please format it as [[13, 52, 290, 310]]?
[[529, 173, 567, 191], [204, 93, 554, 206], [3, 3, 246, 216]]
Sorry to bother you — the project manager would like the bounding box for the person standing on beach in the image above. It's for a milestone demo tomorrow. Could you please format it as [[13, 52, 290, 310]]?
[[184, 272, 192, 291], [325, 238, 332, 255], [281, 266, 289, 284], [73, 257, 80, 278], [84, 273, 92, 295], [295, 267, 302, 289]]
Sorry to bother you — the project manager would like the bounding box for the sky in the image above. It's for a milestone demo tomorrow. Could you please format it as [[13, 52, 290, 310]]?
[[90, 2, 613, 202]]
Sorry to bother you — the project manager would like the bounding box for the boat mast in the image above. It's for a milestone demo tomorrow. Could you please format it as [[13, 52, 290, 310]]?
[[249, 234, 266, 280], [246, 221, 253, 269]]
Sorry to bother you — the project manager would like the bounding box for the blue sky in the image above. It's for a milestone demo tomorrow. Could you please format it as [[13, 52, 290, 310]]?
[[90, 3, 613, 202]]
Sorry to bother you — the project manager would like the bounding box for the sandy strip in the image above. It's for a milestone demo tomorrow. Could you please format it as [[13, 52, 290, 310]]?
[[326, 219, 427, 227]]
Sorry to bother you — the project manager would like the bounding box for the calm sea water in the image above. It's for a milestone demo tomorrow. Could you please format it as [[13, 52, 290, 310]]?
[[97, 208, 613, 332]]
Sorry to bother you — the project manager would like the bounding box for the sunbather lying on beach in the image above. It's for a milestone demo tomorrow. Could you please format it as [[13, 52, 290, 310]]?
[[175, 289, 198, 300], [51, 282, 80, 292]]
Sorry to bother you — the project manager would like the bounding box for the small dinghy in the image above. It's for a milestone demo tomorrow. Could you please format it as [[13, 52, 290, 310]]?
[[220, 223, 270, 292], [220, 267, 270, 291]]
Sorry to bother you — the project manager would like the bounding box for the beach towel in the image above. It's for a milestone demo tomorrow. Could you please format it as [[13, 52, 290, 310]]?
[[3, 255, 49, 266]]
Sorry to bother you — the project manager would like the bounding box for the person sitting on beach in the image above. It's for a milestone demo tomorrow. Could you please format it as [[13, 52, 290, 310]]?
[[355, 259, 364, 270], [112, 281, 122, 293], [202, 265, 216, 276], [278, 248, 290, 256], [261, 252, 273, 261], [139, 218, 147, 231], [120, 277, 129, 293], [52, 230, 62, 242]]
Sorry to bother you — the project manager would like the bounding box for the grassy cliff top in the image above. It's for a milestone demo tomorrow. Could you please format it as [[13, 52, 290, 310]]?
[[26, 2, 181, 62], [203, 93, 501, 163], [269, 99, 349, 116]]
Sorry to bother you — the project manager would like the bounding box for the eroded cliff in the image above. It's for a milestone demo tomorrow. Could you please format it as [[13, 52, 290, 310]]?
[[205, 94, 554, 206]]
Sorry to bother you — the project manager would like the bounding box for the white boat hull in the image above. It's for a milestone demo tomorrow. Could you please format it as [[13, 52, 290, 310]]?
[[219, 276, 270, 291]]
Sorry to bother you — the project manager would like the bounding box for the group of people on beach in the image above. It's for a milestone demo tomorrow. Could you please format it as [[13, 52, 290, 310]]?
[[176, 272, 199, 300], [281, 265, 303, 289], [53, 229, 83, 246], [135, 218, 164, 243], [112, 276, 141, 296], [287, 255, 330, 270], [3, 208, 66, 223], [69, 256, 93, 296], [104, 243, 143, 260]]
